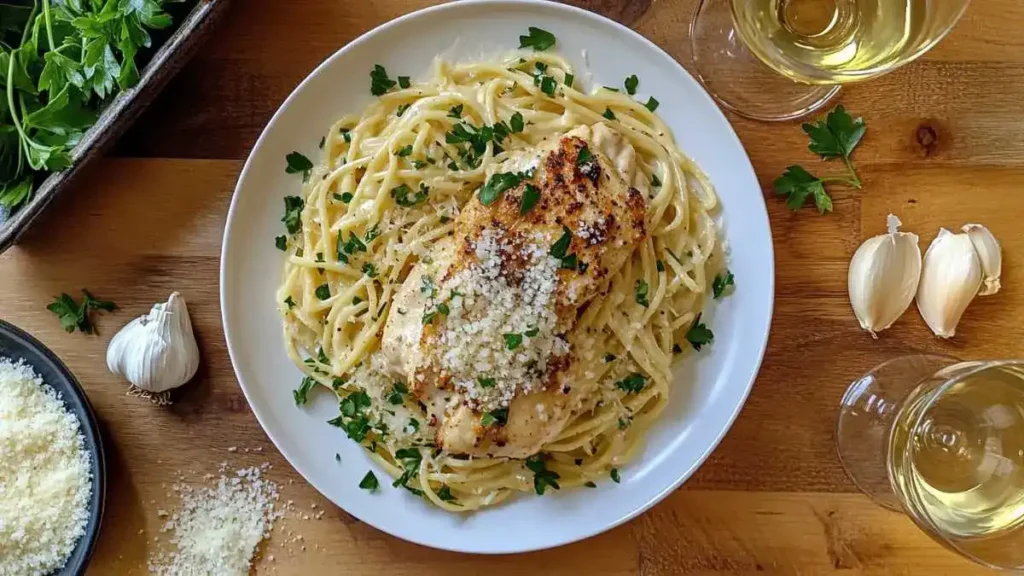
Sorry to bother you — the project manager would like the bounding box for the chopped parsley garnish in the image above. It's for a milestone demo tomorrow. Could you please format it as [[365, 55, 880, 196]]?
[[397, 144, 413, 157], [618, 417, 632, 430], [519, 27, 556, 51], [398, 76, 411, 89], [651, 173, 662, 187], [352, 296, 362, 305], [503, 333, 523, 350], [391, 183, 428, 207], [364, 225, 381, 243], [540, 76, 556, 97], [603, 354, 616, 362], [275, 236, 287, 251], [285, 152, 314, 182], [361, 263, 378, 278], [315, 284, 331, 300], [317, 348, 330, 364], [281, 196, 304, 234], [340, 232, 367, 256], [330, 391, 373, 442], [437, 485, 458, 503], [396, 103, 410, 117], [392, 447, 423, 493], [387, 382, 408, 405], [519, 184, 540, 215], [319, 136, 326, 149], [421, 311, 437, 325], [407, 418, 420, 432], [624, 74, 639, 95], [535, 62, 548, 72], [340, 192, 353, 203], [437, 302, 450, 315], [448, 104, 463, 118], [686, 313, 714, 351], [525, 327, 540, 338], [644, 96, 660, 112], [370, 64, 397, 96], [672, 343, 682, 354], [615, 373, 647, 393], [341, 128, 352, 143], [602, 107, 616, 120], [412, 160, 427, 169], [293, 376, 315, 406], [656, 260, 665, 272], [564, 73, 574, 88], [713, 271, 735, 299], [576, 145, 593, 165], [510, 112, 525, 133], [549, 226, 572, 259], [420, 275, 437, 297], [477, 377, 496, 389], [610, 468, 621, 483], [480, 408, 509, 427], [359, 470, 379, 491], [525, 455, 561, 495], [332, 377, 348, 390], [584, 481, 598, 488], [560, 253, 578, 270], [634, 280, 650, 308], [284, 296, 296, 309], [447, 161, 459, 171], [46, 290, 117, 334], [479, 172, 524, 205]]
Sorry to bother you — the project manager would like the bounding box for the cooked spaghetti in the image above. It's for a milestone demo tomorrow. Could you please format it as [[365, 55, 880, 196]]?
[[276, 48, 722, 512]]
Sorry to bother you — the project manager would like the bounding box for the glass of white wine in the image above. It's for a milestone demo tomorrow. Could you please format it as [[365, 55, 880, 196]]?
[[690, 0, 972, 121], [837, 356, 1024, 570]]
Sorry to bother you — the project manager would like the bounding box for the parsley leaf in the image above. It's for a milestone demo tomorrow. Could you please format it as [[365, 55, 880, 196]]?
[[635, 280, 650, 308], [437, 485, 458, 503], [359, 471, 379, 491], [686, 313, 714, 351], [46, 290, 116, 334], [282, 196, 304, 234], [361, 263, 378, 278], [275, 236, 287, 251], [397, 144, 413, 157], [803, 105, 866, 164], [644, 97, 660, 112], [391, 183, 429, 207], [448, 104, 463, 118], [576, 145, 593, 165], [651, 173, 662, 187], [478, 377, 496, 389], [315, 284, 331, 300], [564, 73, 574, 88], [285, 152, 314, 182], [503, 333, 523, 350], [293, 376, 316, 406], [370, 64, 397, 96], [549, 226, 572, 259], [525, 454, 561, 495], [624, 74, 639, 95], [774, 165, 833, 214], [479, 172, 523, 205], [480, 408, 509, 427], [713, 271, 735, 299], [610, 468, 621, 483], [603, 107, 616, 120], [510, 112, 525, 133], [519, 27, 556, 51], [615, 373, 647, 393], [396, 103, 411, 117], [540, 75, 556, 97], [520, 184, 540, 215], [525, 327, 540, 338], [398, 76, 411, 89]]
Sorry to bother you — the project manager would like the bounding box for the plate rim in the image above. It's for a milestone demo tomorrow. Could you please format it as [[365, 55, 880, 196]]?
[[220, 0, 774, 553]]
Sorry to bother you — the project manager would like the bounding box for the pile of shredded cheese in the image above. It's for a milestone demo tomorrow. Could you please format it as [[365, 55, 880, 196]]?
[[0, 358, 92, 576], [148, 464, 283, 576]]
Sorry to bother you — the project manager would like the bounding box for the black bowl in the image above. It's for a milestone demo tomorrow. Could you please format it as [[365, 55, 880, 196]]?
[[0, 320, 106, 575]]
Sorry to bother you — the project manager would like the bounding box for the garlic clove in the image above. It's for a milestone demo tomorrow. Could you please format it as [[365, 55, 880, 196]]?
[[848, 214, 922, 337], [106, 292, 200, 395], [916, 229, 983, 338], [962, 223, 1001, 296]]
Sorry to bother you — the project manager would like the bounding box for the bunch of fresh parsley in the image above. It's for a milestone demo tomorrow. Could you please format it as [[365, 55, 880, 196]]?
[[0, 0, 177, 211], [774, 105, 866, 214]]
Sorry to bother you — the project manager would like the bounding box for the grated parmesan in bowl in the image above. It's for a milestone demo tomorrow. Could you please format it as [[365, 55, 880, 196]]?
[[0, 357, 93, 576]]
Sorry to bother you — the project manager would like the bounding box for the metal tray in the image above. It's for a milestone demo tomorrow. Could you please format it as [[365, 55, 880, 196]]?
[[0, 0, 231, 254]]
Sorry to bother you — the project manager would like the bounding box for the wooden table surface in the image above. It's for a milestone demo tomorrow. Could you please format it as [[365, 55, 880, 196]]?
[[2, 1, 1021, 574]]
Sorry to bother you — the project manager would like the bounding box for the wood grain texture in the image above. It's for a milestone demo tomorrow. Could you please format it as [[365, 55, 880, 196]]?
[[0, 0, 1021, 573]]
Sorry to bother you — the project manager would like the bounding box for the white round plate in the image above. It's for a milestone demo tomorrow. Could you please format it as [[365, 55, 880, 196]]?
[[221, 0, 773, 554]]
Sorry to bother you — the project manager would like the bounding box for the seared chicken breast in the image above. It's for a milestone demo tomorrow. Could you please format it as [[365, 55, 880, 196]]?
[[382, 124, 647, 457]]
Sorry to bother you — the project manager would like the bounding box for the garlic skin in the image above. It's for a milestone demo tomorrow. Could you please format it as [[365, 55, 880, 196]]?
[[963, 224, 1001, 296], [917, 229, 983, 338], [848, 214, 922, 337], [106, 292, 200, 393]]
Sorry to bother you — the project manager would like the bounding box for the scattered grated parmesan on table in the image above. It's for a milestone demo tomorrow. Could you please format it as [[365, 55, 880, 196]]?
[[0, 357, 92, 576], [148, 465, 283, 576]]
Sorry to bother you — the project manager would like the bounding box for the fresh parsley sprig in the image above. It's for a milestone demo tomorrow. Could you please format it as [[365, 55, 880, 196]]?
[[46, 289, 117, 334], [774, 105, 866, 214]]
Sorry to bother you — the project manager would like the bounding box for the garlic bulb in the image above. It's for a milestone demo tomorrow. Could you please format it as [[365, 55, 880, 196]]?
[[106, 292, 200, 393], [963, 224, 1002, 296], [848, 214, 922, 336], [917, 229, 983, 338]]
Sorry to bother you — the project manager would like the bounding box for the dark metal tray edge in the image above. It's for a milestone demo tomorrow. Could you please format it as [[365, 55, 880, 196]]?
[[0, 0, 231, 255]]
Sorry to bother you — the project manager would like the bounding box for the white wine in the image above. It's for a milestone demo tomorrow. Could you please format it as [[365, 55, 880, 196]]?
[[731, 0, 970, 84], [888, 363, 1024, 568]]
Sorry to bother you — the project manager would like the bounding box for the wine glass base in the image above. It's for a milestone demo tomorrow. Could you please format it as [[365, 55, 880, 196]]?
[[689, 0, 842, 122], [835, 355, 960, 511]]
